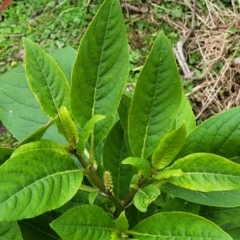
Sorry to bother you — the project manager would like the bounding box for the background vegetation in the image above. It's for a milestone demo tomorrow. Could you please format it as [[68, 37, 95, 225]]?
[[1, 0, 240, 146]]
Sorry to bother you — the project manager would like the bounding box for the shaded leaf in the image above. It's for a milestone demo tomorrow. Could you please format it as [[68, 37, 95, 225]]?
[[18, 214, 60, 240], [103, 121, 133, 199], [200, 206, 240, 226], [161, 183, 240, 207]]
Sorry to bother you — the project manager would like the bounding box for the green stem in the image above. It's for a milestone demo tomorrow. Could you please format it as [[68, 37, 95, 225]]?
[[122, 177, 148, 208], [74, 150, 124, 215]]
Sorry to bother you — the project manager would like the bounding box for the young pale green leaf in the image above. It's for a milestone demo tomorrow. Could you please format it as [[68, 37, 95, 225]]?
[[129, 212, 232, 239], [50, 205, 115, 240], [173, 93, 196, 135], [164, 153, 240, 192], [128, 31, 182, 159], [161, 197, 200, 214], [58, 106, 78, 146], [18, 214, 60, 240], [178, 106, 240, 159], [0, 140, 83, 221], [103, 121, 133, 199], [201, 206, 240, 226], [154, 169, 184, 180], [0, 221, 23, 240], [122, 157, 151, 178], [70, 0, 129, 147], [133, 185, 160, 212], [17, 118, 56, 147], [162, 183, 240, 207], [77, 115, 105, 154], [152, 122, 187, 170], [114, 211, 129, 233], [23, 37, 70, 119]]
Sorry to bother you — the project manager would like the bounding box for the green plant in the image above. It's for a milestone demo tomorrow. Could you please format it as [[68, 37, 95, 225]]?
[[1, 0, 240, 239]]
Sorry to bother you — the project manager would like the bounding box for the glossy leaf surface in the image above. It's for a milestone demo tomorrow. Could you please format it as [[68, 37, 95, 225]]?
[[50, 205, 115, 240], [70, 0, 129, 147], [128, 31, 182, 158], [130, 212, 232, 239], [0, 140, 83, 221]]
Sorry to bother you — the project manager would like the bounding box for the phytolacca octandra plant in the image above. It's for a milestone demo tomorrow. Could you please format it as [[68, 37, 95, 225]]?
[[0, 0, 240, 239]]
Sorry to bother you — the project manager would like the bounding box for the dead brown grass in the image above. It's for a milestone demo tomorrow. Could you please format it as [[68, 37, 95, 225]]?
[[159, 0, 240, 120], [124, 0, 240, 121]]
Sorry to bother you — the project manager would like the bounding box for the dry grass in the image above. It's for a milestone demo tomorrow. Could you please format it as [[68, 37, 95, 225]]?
[[160, 0, 240, 120]]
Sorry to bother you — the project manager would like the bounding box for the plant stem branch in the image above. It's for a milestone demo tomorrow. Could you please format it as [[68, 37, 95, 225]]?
[[122, 177, 148, 208], [73, 150, 124, 215]]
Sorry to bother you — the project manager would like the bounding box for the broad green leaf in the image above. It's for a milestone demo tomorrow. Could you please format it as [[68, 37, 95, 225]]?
[[0, 65, 49, 141], [128, 31, 182, 159], [178, 106, 240, 159], [0, 140, 83, 221], [0, 147, 14, 165], [114, 211, 129, 233], [152, 122, 187, 170], [103, 121, 133, 199], [58, 106, 78, 146], [129, 212, 232, 239], [200, 206, 240, 226], [164, 153, 240, 192], [133, 185, 160, 212], [173, 93, 196, 135], [50, 205, 115, 240], [23, 37, 70, 119], [17, 118, 56, 147], [0, 221, 23, 239], [18, 214, 60, 240], [161, 183, 240, 207], [50, 46, 77, 83], [0, 65, 65, 143], [77, 114, 105, 154], [161, 197, 200, 214], [122, 157, 151, 178], [70, 0, 129, 147]]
